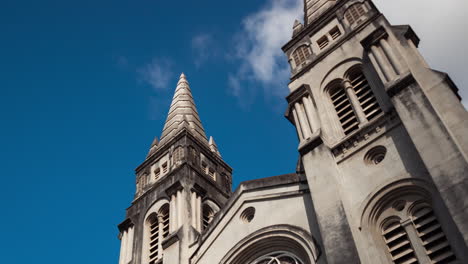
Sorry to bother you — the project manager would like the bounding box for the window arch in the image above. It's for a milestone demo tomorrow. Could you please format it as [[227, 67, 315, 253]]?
[[381, 218, 418, 264], [346, 68, 382, 121], [327, 82, 359, 135], [361, 181, 458, 264], [251, 251, 305, 264], [143, 200, 171, 264], [410, 204, 456, 263], [326, 67, 382, 136], [292, 45, 311, 68], [221, 225, 319, 264], [344, 3, 367, 26]]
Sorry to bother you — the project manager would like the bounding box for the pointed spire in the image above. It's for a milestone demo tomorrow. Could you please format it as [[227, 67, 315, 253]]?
[[209, 136, 221, 157], [146, 136, 159, 157], [292, 19, 303, 36], [157, 73, 208, 147]]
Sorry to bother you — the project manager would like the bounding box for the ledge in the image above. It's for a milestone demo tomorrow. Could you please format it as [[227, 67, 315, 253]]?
[[162, 228, 181, 250]]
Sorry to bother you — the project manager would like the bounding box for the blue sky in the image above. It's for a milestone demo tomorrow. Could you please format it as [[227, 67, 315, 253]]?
[[0, 0, 466, 263]]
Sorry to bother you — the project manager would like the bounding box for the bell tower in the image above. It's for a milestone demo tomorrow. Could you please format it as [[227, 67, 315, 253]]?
[[283, 0, 468, 263], [118, 73, 232, 264]]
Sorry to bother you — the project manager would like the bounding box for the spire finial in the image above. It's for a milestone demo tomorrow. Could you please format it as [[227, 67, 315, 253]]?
[[154, 72, 207, 150]]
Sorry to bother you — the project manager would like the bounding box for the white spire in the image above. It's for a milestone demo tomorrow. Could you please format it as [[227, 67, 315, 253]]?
[[157, 73, 208, 147], [209, 136, 221, 157]]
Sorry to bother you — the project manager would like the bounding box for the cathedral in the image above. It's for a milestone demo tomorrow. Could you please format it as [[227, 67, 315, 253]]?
[[117, 0, 468, 263]]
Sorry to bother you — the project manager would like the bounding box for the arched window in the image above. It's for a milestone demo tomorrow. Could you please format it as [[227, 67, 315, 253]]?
[[159, 204, 170, 238], [344, 3, 367, 26], [347, 69, 382, 121], [410, 205, 456, 263], [378, 201, 457, 263], [202, 204, 215, 231], [251, 251, 305, 264], [147, 214, 160, 264], [328, 84, 359, 135], [292, 45, 311, 68], [381, 218, 417, 264], [145, 203, 171, 264]]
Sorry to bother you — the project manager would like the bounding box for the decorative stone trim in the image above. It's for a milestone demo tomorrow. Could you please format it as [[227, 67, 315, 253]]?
[[361, 26, 388, 50], [298, 130, 323, 155], [118, 218, 133, 232], [165, 181, 183, 197], [331, 111, 399, 162], [161, 229, 180, 250], [386, 72, 415, 97], [191, 183, 207, 197]]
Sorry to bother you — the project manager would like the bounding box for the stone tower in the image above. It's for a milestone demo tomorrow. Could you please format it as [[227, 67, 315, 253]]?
[[283, 0, 468, 263], [118, 73, 232, 264]]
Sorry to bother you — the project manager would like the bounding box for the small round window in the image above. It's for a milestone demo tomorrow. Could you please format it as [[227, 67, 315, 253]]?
[[364, 146, 387, 165], [240, 207, 255, 223]]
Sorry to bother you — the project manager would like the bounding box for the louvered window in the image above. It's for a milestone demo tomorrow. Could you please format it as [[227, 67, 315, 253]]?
[[345, 4, 366, 25], [160, 205, 170, 238], [317, 36, 329, 50], [382, 220, 419, 264], [330, 26, 341, 40], [411, 207, 456, 263], [349, 70, 382, 121], [173, 147, 184, 164], [154, 168, 160, 180], [162, 162, 168, 174], [329, 86, 359, 135], [208, 168, 215, 180], [292, 45, 311, 68], [148, 217, 160, 264], [202, 205, 214, 231]]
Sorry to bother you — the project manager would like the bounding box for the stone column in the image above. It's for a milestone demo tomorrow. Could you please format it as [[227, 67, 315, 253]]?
[[176, 190, 183, 229], [191, 191, 197, 228], [380, 38, 402, 75], [158, 215, 165, 259], [119, 230, 128, 264], [125, 226, 134, 263], [371, 45, 395, 82], [303, 96, 320, 133], [368, 52, 387, 83], [292, 108, 304, 141], [196, 195, 202, 231], [170, 194, 176, 232], [343, 80, 367, 124], [295, 102, 312, 139]]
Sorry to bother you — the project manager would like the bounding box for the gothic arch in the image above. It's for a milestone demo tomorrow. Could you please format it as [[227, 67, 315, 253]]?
[[142, 198, 171, 264], [319, 57, 362, 91], [220, 225, 320, 264], [360, 178, 434, 228]]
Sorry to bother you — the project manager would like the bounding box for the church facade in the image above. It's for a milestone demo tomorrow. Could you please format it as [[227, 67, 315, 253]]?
[[118, 1, 468, 263]]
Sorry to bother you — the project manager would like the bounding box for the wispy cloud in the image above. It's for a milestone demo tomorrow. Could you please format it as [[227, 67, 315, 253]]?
[[138, 59, 173, 91], [228, 0, 302, 103], [192, 33, 217, 68]]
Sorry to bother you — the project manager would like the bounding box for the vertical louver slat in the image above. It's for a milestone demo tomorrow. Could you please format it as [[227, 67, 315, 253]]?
[[412, 207, 457, 264], [329, 87, 359, 135], [160, 205, 170, 238], [149, 219, 159, 264], [350, 71, 382, 121], [382, 220, 419, 264]]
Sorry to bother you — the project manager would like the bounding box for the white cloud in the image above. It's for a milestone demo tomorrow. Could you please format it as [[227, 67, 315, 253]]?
[[192, 33, 216, 67], [138, 59, 173, 91], [373, 0, 468, 107], [229, 0, 468, 108], [229, 0, 302, 101]]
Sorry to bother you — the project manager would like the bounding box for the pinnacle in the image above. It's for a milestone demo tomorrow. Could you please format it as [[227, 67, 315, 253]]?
[[155, 73, 208, 149]]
